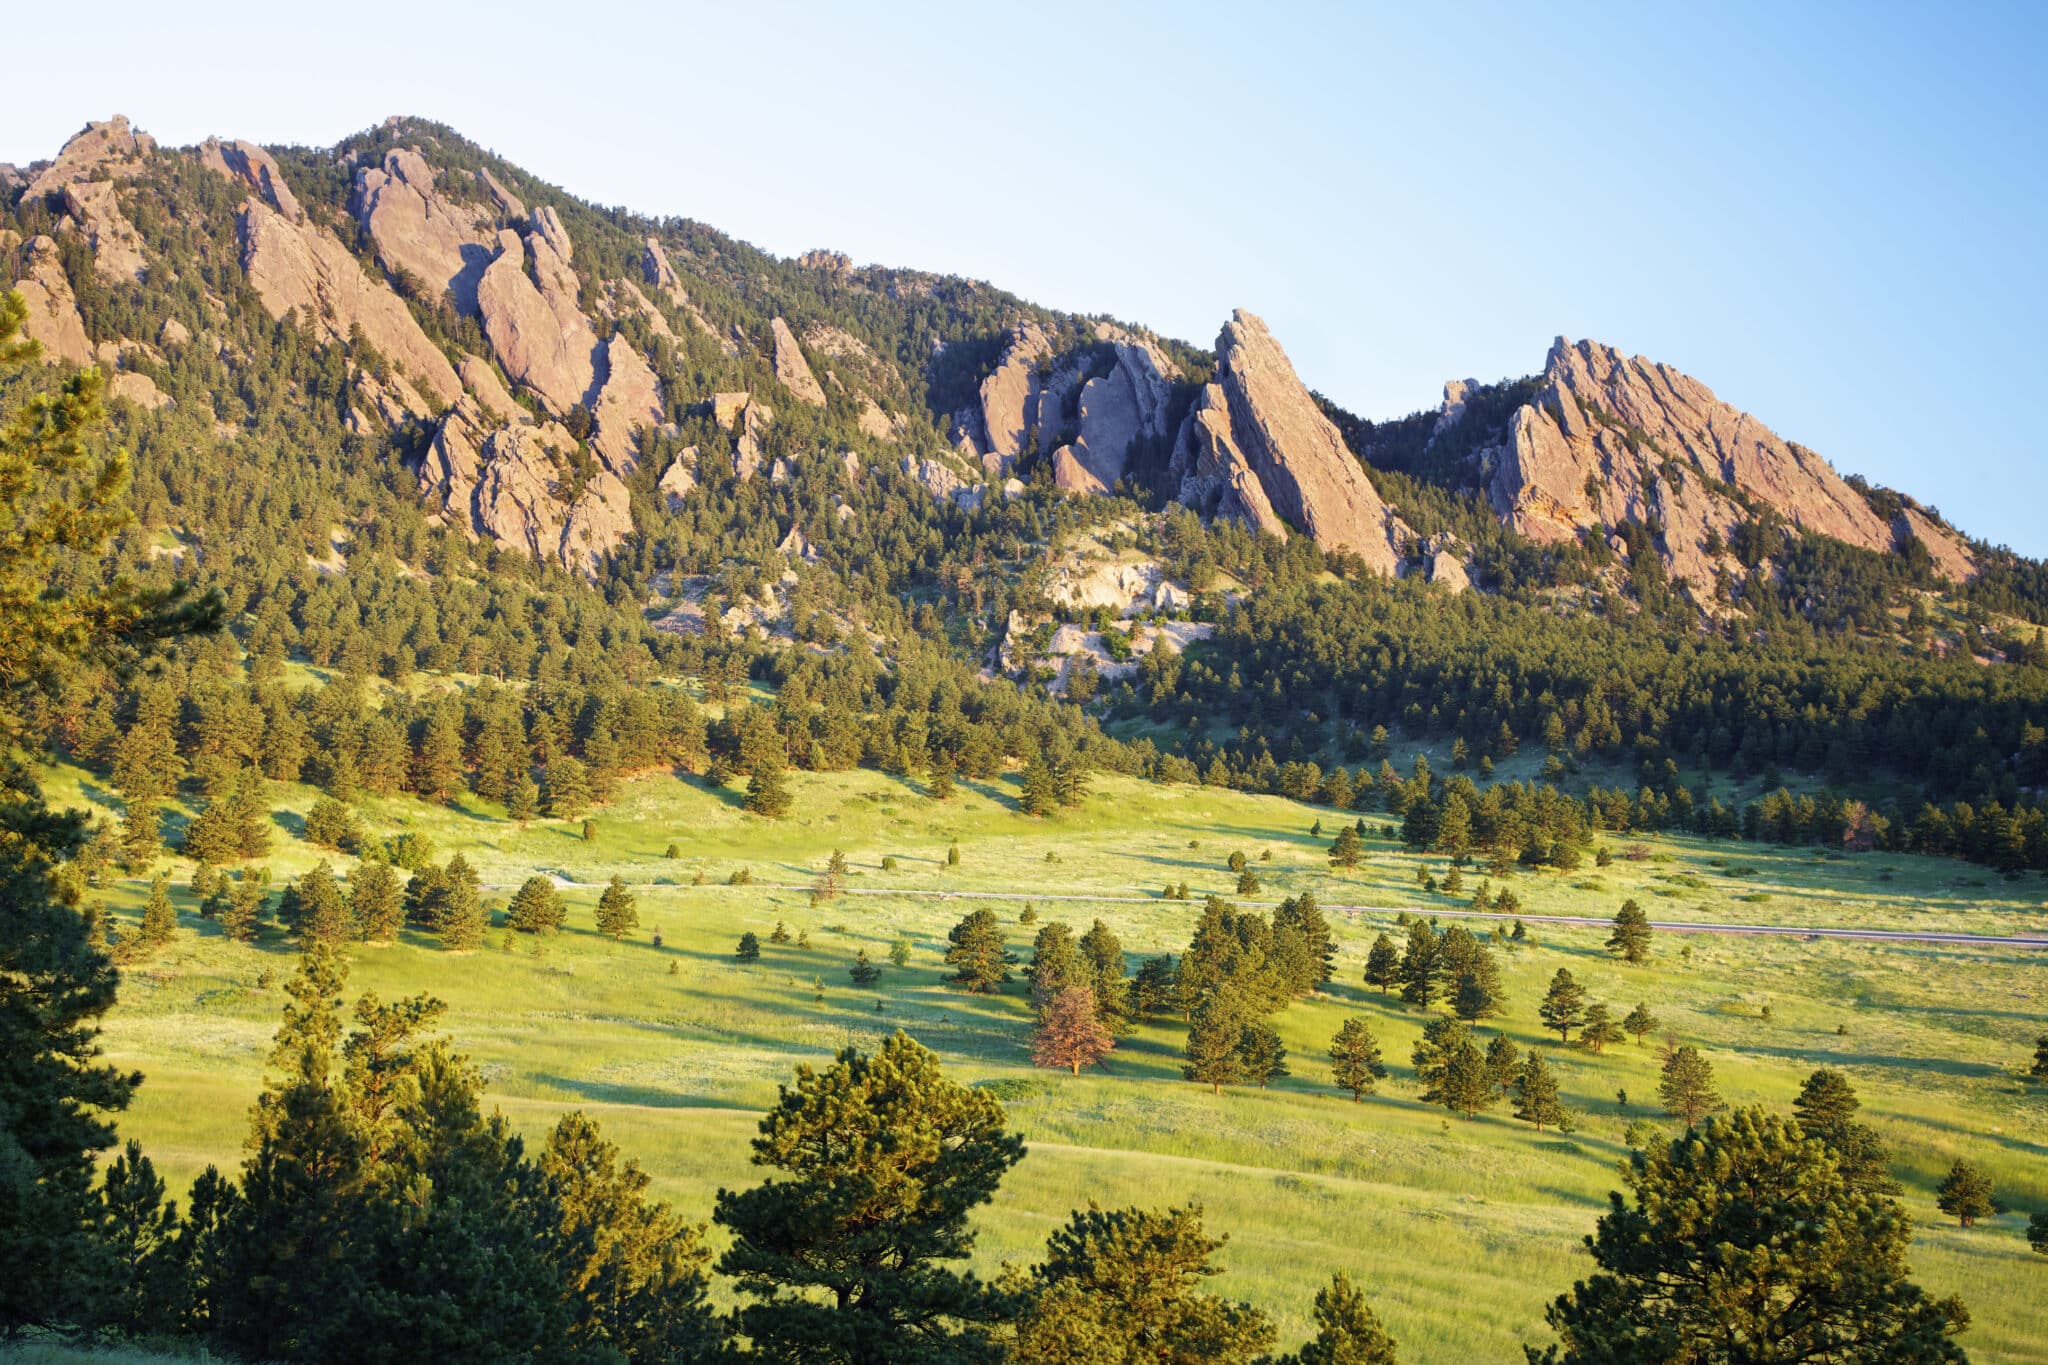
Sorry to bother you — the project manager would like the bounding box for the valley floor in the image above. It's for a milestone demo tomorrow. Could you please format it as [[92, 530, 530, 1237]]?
[[53, 765, 2048, 1362]]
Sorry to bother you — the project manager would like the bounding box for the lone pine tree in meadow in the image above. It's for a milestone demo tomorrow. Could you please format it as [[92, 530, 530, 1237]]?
[[1607, 899, 1653, 962], [1328, 1018, 1387, 1101], [944, 908, 1013, 993], [848, 949, 881, 988], [1935, 1159, 1996, 1228], [1363, 932, 1401, 995], [2030, 1034, 2048, 1082], [1328, 824, 1363, 869], [1658, 1043, 1721, 1129], [735, 932, 761, 963], [1623, 1002, 1660, 1045], [506, 875, 567, 934], [1539, 968, 1586, 1043], [596, 876, 639, 940]]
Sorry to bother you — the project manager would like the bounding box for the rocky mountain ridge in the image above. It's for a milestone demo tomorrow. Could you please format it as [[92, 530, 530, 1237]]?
[[1, 113, 1996, 601]]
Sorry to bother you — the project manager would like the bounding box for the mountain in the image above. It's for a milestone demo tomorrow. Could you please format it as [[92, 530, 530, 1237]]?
[[0, 113, 2024, 622]]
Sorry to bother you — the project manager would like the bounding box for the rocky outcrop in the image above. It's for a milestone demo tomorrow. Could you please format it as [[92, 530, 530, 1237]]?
[[1050, 330, 1179, 494], [902, 455, 968, 501], [657, 449, 699, 508], [236, 198, 461, 406], [590, 334, 663, 474], [476, 216, 599, 416], [59, 182, 146, 283], [420, 399, 630, 574], [108, 371, 171, 410], [1487, 337, 1977, 584], [1170, 310, 1405, 575], [1895, 507, 1976, 582], [734, 400, 773, 480], [345, 370, 429, 434], [479, 168, 525, 219], [459, 353, 521, 423], [770, 317, 826, 406], [971, 321, 1055, 466], [198, 138, 302, 220], [353, 148, 495, 312], [12, 236, 93, 366], [642, 236, 686, 306], [26, 116, 154, 197]]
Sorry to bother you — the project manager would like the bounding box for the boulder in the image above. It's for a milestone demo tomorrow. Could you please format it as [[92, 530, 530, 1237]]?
[[1428, 548, 1470, 593], [711, 392, 751, 429], [770, 317, 826, 406], [1171, 311, 1405, 574], [12, 236, 92, 366], [840, 450, 862, 481], [777, 523, 819, 564], [236, 198, 461, 406], [26, 116, 154, 196], [855, 397, 895, 439], [197, 138, 302, 220], [59, 182, 146, 283], [352, 148, 495, 312], [158, 317, 192, 348]]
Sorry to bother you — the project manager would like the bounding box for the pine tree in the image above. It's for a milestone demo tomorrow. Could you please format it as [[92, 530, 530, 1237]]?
[[713, 1033, 1022, 1361], [1078, 918, 1133, 1034], [2030, 1034, 2048, 1082], [1607, 898, 1653, 963], [1363, 932, 1401, 994], [928, 752, 956, 800], [1328, 1018, 1387, 1101], [542, 755, 593, 819], [1018, 751, 1057, 817], [1485, 1033, 1521, 1097], [506, 768, 540, 824], [1535, 1110, 1968, 1364], [1237, 1019, 1288, 1088], [507, 875, 567, 934], [1032, 984, 1114, 1075], [849, 949, 882, 988], [943, 908, 1013, 993], [1440, 1039, 1494, 1118], [287, 861, 350, 946], [1412, 1015, 1473, 1105], [888, 936, 912, 968], [438, 853, 487, 951], [1935, 1159, 1995, 1227], [1623, 1002, 1660, 1045], [1285, 1270, 1398, 1365], [769, 920, 791, 945], [1012, 1204, 1274, 1364], [1398, 920, 1440, 1009], [348, 860, 403, 942], [745, 758, 793, 818], [1513, 1052, 1566, 1131], [1328, 825, 1363, 869], [139, 872, 178, 949], [410, 705, 464, 801], [1577, 1002, 1625, 1054], [596, 876, 639, 940], [1539, 968, 1586, 1043], [1132, 954, 1178, 1015], [1793, 1067, 1899, 1196], [735, 932, 761, 962], [1658, 1043, 1721, 1128], [1183, 991, 1248, 1094]]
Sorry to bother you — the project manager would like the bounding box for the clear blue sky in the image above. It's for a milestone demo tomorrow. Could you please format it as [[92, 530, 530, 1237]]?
[[10, 1, 2045, 554]]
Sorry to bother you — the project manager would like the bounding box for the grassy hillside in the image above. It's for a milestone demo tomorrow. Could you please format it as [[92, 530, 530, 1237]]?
[[58, 762, 2048, 1362]]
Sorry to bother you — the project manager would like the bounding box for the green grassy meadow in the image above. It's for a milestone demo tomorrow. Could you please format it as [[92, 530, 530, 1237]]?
[[53, 762, 2048, 1362]]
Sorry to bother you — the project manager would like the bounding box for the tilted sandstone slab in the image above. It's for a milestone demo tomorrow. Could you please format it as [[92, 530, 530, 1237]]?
[[1171, 310, 1404, 575], [770, 317, 826, 406], [1489, 338, 1975, 583], [590, 334, 664, 475], [476, 221, 599, 417], [236, 198, 461, 407], [972, 320, 1054, 464], [353, 148, 496, 313], [12, 235, 93, 366]]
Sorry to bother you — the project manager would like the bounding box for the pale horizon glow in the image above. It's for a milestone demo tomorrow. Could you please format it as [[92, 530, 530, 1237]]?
[[7, 1, 2044, 554]]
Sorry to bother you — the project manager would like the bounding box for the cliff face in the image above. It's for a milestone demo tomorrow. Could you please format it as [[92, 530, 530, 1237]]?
[[1486, 338, 1975, 584], [1171, 310, 1406, 575]]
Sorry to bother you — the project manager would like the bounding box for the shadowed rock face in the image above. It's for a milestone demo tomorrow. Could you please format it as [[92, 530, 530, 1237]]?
[[1171, 310, 1406, 575], [1489, 338, 1974, 583]]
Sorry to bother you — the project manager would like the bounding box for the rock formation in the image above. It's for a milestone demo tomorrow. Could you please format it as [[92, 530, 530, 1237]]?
[[236, 198, 462, 407], [590, 334, 663, 473], [1170, 310, 1405, 575], [12, 236, 93, 366], [1049, 327, 1180, 494], [657, 449, 699, 508], [198, 138, 302, 220], [353, 148, 496, 312], [642, 236, 685, 305], [476, 218, 599, 416], [59, 182, 146, 283], [419, 399, 630, 575], [1487, 338, 1975, 583], [25, 117, 155, 197], [770, 317, 826, 406]]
